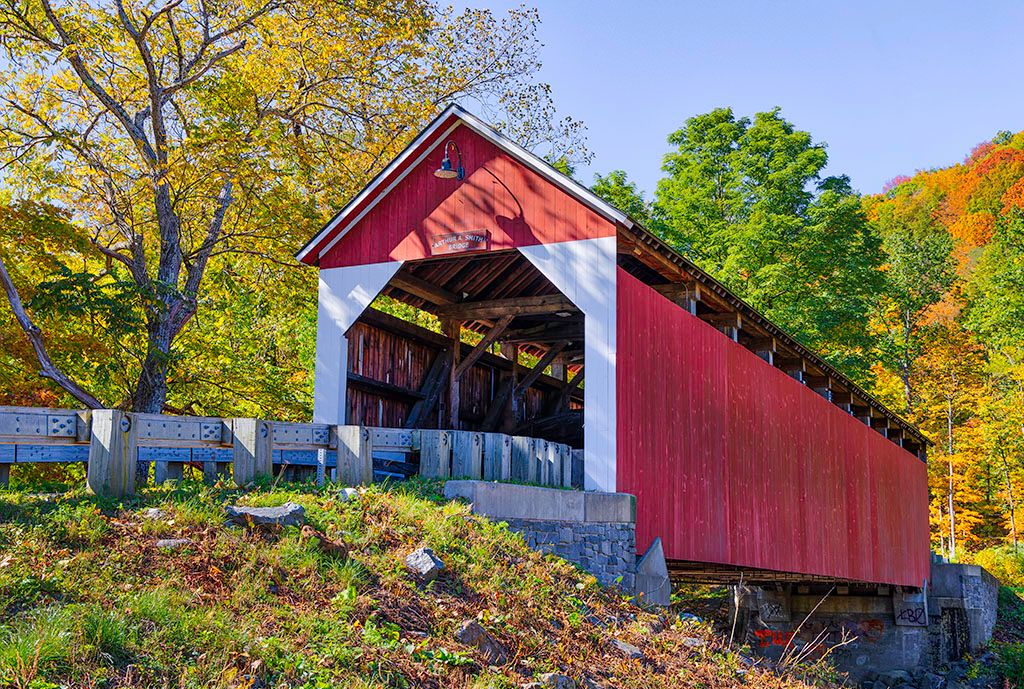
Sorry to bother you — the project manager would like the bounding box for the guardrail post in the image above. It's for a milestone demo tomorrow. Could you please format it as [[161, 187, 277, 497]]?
[[451, 430, 483, 479], [482, 433, 511, 481], [336, 425, 373, 485], [231, 418, 272, 487], [417, 430, 451, 479], [87, 409, 137, 497]]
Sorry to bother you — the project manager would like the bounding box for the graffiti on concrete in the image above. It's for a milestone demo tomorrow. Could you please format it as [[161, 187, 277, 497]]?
[[896, 606, 926, 625], [754, 629, 796, 647]]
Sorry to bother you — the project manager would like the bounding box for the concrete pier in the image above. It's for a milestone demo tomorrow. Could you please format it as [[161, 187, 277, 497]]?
[[731, 560, 998, 681]]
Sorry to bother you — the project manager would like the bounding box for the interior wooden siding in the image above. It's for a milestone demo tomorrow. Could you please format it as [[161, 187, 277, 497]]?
[[345, 313, 553, 431], [615, 269, 930, 588]]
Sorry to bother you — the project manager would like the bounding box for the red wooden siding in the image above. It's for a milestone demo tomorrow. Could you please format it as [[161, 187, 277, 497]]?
[[615, 269, 930, 587], [320, 123, 616, 269]]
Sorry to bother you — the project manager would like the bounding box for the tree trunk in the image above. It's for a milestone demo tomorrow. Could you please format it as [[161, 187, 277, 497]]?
[[133, 318, 176, 413], [1002, 449, 1018, 552], [947, 396, 956, 561]]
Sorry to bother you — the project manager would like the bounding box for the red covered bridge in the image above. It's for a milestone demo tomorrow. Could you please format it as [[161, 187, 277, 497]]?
[[297, 104, 931, 588]]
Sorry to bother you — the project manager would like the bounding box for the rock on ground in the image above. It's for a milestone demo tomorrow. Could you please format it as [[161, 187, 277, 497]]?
[[454, 619, 508, 666], [609, 638, 644, 660], [225, 502, 305, 527], [405, 547, 444, 582], [155, 538, 193, 549]]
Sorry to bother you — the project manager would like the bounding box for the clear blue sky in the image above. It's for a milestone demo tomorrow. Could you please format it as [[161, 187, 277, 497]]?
[[458, 1, 1024, 198]]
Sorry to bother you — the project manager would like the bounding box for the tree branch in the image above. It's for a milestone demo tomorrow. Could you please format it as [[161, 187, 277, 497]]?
[[0, 253, 104, 408]]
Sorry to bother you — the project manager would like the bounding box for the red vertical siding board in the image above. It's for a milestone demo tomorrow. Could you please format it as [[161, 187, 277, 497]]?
[[320, 124, 617, 269], [616, 269, 930, 587]]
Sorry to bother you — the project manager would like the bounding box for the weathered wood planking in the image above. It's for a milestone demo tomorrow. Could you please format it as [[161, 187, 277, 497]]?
[[0, 406, 86, 445], [133, 413, 226, 447]]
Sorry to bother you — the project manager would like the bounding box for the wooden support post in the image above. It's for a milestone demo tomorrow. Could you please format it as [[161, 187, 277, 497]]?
[[417, 429, 451, 478], [337, 425, 373, 485], [0, 463, 9, 488], [451, 430, 483, 479], [154, 458, 184, 484], [443, 320, 462, 430], [482, 433, 512, 481], [232, 418, 273, 487], [87, 409, 138, 497], [555, 367, 585, 412]]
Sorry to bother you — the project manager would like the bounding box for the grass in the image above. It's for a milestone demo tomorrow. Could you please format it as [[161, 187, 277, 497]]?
[[0, 477, 824, 689]]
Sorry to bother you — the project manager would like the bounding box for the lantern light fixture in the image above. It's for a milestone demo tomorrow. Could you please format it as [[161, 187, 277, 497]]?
[[434, 140, 465, 180]]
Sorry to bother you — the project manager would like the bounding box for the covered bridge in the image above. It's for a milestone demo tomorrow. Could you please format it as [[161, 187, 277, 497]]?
[[297, 104, 930, 589]]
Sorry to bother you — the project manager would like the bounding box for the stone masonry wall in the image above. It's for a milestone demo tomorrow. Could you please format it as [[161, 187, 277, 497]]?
[[504, 517, 636, 591], [442, 480, 638, 593]]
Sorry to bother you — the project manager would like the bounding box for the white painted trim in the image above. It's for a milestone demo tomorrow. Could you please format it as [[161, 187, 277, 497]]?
[[312, 261, 403, 424], [296, 103, 631, 263], [519, 238, 617, 492]]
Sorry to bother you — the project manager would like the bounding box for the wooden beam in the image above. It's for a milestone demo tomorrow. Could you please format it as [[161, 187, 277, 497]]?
[[653, 282, 701, 313], [404, 350, 451, 429], [433, 294, 576, 321], [389, 272, 458, 305], [347, 372, 425, 401], [500, 321, 584, 344], [453, 316, 514, 380], [699, 312, 742, 329]]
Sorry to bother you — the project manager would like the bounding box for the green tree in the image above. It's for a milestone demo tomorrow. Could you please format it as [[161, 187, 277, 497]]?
[[591, 170, 653, 225], [866, 182, 956, 409], [653, 107, 884, 381]]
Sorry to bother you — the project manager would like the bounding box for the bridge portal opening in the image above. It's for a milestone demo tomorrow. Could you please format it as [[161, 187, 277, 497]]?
[[343, 249, 585, 478]]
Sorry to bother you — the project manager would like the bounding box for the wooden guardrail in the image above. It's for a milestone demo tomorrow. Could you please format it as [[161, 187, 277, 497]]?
[[0, 406, 576, 496]]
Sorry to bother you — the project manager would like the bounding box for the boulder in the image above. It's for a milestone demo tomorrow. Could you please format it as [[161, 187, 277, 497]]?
[[455, 619, 508, 665], [609, 638, 644, 660], [406, 547, 445, 582], [680, 636, 706, 649], [143, 508, 167, 520], [877, 671, 914, 687], [225, 502, 305, 527]]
